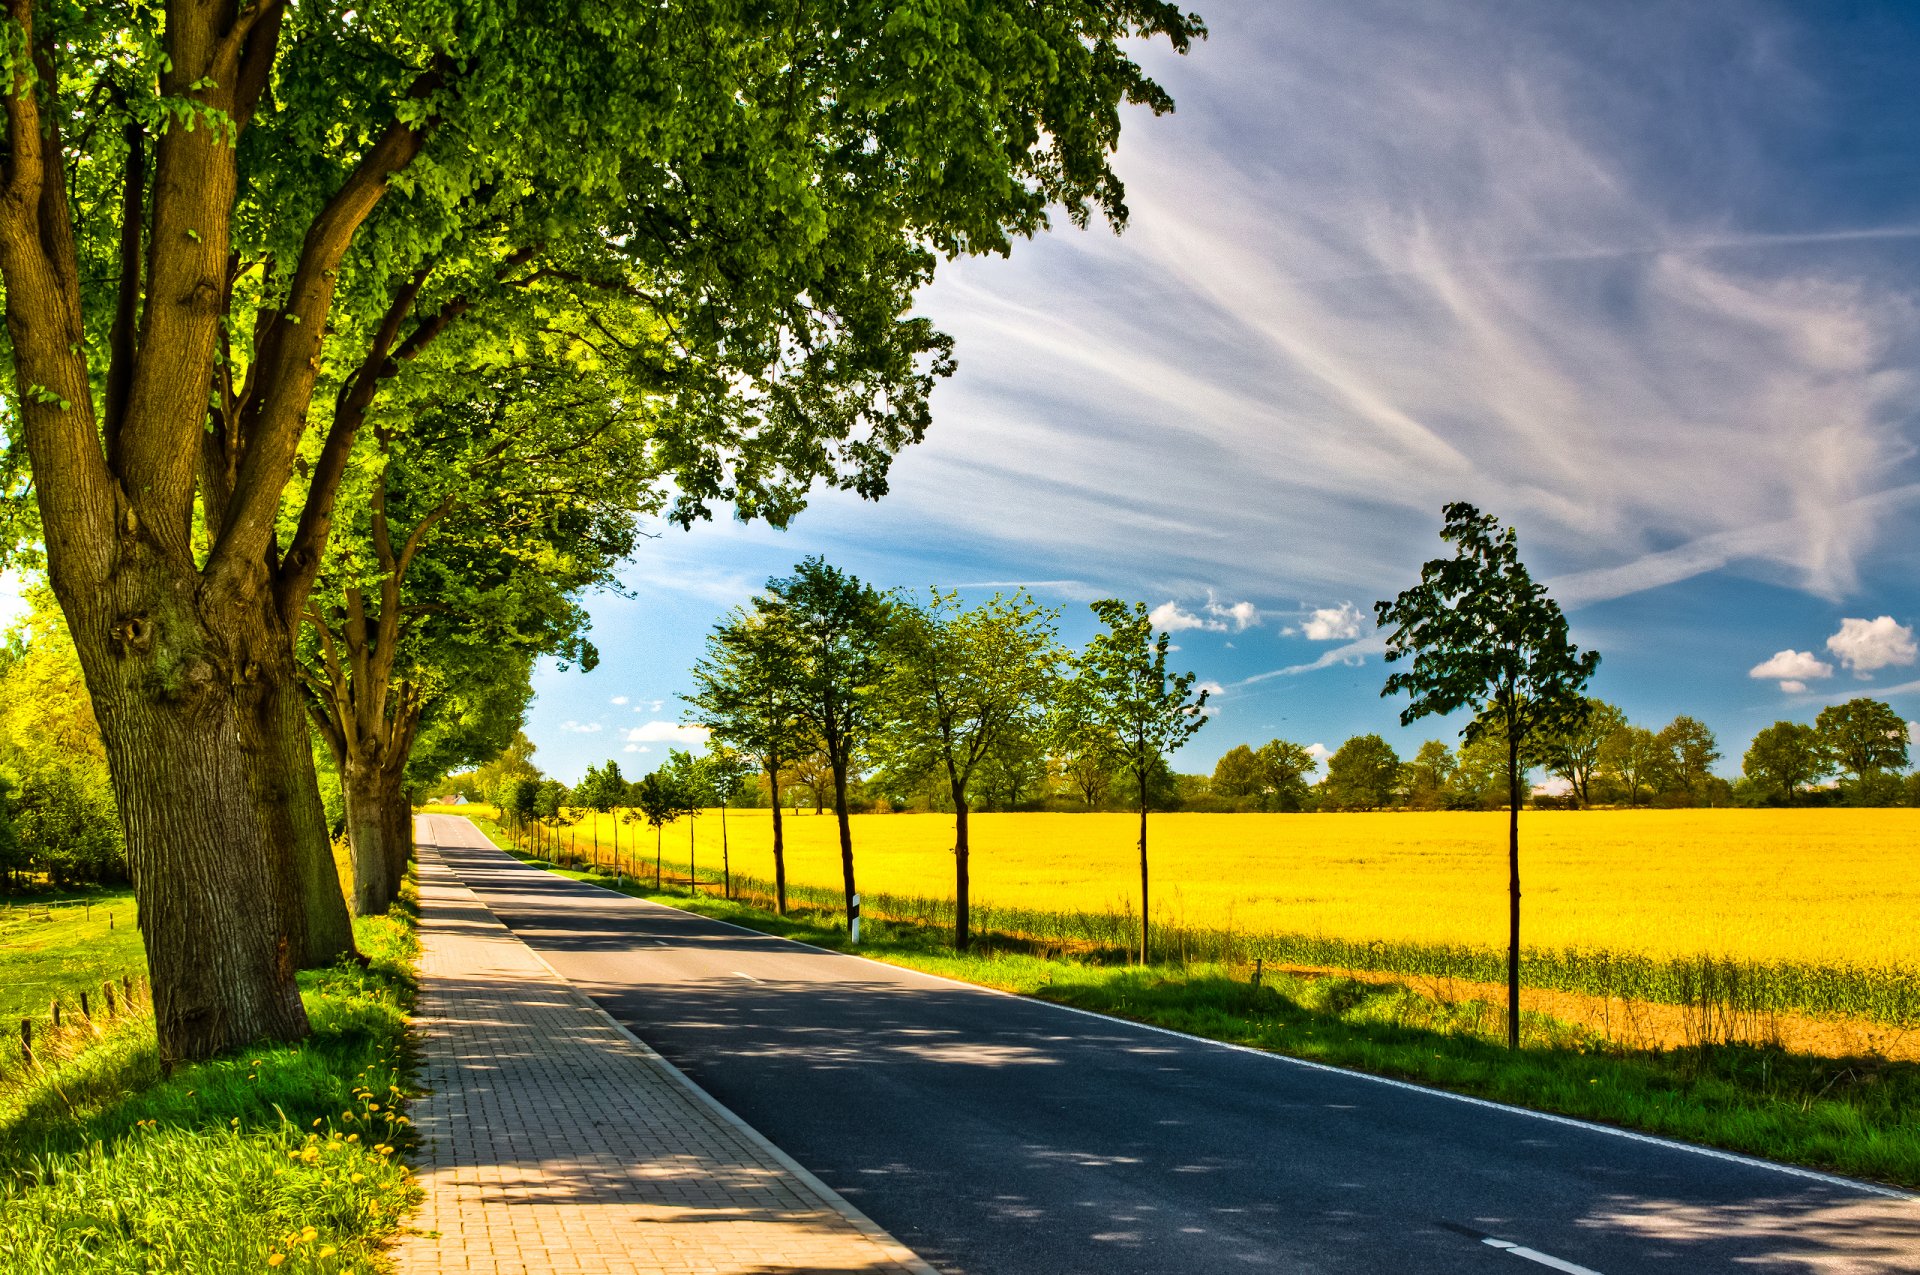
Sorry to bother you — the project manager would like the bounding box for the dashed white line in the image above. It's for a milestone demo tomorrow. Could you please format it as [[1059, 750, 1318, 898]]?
[[1483, 1235, 1603, 1275], [733, 971, 764, 983]]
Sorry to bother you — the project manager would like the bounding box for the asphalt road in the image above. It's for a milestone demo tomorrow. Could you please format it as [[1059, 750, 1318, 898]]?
[[419, 814, 1920, 1274]]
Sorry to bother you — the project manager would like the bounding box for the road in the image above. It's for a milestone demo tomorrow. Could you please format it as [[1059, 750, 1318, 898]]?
[[418, 814, 1920, 1274]]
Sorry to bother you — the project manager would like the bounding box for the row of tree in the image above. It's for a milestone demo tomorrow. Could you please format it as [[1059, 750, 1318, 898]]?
[[0, 2, 1202, 1062]]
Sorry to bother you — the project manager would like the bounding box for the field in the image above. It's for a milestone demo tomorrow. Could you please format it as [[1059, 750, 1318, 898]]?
[[509, 806, 1920, 1026], [0, 887, 144, 1023], [551, 807, 1920, 967]]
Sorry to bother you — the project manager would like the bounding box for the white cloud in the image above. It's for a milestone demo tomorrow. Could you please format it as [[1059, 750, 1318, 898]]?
[[1150, 601, 1216, 633], [623, 743, 649, 754], [1206, 596, 1260, 631], [558, 720, 604, 734], [1747, 649, 1833, 692], [1195, 679, 1225, 701], [626, 721, 710, 747], [1826, 616, 1917, 675], [1236, 636, 1385, 687], [610, 695, 630, 706], [881, 3, 1920, 610], [1301, 602, 1366, 642], [1908, 721, 1918, 748], [1304, 742, 1333, 774], [635, 699, 666, 714]]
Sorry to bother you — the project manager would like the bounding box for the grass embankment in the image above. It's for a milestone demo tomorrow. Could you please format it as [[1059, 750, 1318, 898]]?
[[0, 888, 422, 1273], [479, 816, 1920, 1189], [0, 886, 144, 1024], [485, 804, 1920, 1027]]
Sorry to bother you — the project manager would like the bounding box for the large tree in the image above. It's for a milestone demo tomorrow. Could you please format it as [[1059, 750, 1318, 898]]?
[[1321, 734, 1400, 810], [757, 558, 889, 938], [0, 0, 1204, 1062], [1742, 721, 1831, 805], [1060, 599, 1207, 964], [1656, 715, 1721, 803], [1597, 722, 1661, 805], [1814, 698, 1909, 785], [1376, 502, 1598, 1050], [870, 589, 1058, 949], [685, 608, 813, 914]]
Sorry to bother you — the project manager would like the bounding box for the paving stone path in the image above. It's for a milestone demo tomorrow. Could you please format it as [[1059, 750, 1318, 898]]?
[[393, 816, 933, 1275]]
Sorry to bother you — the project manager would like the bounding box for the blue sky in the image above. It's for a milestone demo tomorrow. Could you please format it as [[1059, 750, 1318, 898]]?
[[498, 3, 1920, 782]]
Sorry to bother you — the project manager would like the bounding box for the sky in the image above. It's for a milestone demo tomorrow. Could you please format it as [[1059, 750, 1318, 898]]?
[[12, 1, 1903, 786], [521, 0, 1920, 785]]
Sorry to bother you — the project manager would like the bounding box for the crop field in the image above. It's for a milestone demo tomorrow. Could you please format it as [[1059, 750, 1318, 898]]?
[[522, 806, 1920, 1026]]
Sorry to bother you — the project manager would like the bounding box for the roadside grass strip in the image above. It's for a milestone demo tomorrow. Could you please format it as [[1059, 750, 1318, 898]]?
[[493, 828, 1920, 1192], [0, 891, 421, 1273]]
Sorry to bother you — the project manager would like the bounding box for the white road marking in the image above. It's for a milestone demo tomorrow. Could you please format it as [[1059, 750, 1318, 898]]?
[[733, 971, 764, 983], [1483, 1235, 1603, 1275], [467, 826, 1915, 1203]]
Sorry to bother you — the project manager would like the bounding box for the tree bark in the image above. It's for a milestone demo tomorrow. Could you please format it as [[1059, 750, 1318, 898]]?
[[59, 549, 311, 1063], [769, 764, 787, 914], [951, 775, 971, 952], [832, 759, 857, 938], [1507, 727, 1522, 1051], [342, 758, 392, 917], [720, 800, 731, 899], [1137, 770, 1150, 966], [381, 772, 413, 901], [235, 647, 355, 967]]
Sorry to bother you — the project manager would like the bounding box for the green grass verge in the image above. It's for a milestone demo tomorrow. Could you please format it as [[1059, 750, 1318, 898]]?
[[485, 821, 1920, 1191], [0, 886, 145, 1023], [0, 892, 422, 1273]]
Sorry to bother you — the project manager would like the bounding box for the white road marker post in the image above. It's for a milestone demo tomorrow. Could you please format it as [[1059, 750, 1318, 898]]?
[[850, 894, 861, 946]]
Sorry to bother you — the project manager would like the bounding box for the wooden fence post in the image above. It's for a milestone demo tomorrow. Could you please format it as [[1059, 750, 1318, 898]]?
[[19, 1018, 30, 1065]]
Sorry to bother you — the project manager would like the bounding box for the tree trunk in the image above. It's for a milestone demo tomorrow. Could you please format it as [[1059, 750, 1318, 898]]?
[[1137, 770, 1150, 966], [1507, 729, 1522, 1051], [952, 776, 971, 952], [688, 816, 696, 895], [380, 772, 412, 901], [60, 553, 310, 1063], [342, 759, 391, 917], [655, 825, 663, 889], [832, 759, 857, 938], [235, 652, 355, 967], [721, 800, 731, 899], [769, 765, 788, 914]]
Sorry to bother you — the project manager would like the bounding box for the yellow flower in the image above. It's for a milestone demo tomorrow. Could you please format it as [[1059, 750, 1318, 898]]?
[[350, 1172, 365, 1183], [318, 1247, 336, 1258], [267, 1255, 284, 1268]]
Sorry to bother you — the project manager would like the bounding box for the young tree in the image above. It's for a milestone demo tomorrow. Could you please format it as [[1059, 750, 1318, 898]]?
[[575, 760, 629, 873], [1742, 721, 1831, 805], [662, 749, 712, 892], [1320, 734, 1401, 810], [1376, 503, 1598, 1049], [701, 747, 755, 899], [759, 559, 890, 938], [1540, 698, 1626, 807], [632, 771, 685, 890], [0, 0, 1203, 1063], [1815, 698, 1910, 785], [1058, 727, 1121, 809], [1060, 600, 1208, 963], [686, 609, 814, 914], [871, 590, 1059, 949]]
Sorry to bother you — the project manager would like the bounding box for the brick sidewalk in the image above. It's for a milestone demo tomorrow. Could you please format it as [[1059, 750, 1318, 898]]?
[[392, 823, 933, 1275]]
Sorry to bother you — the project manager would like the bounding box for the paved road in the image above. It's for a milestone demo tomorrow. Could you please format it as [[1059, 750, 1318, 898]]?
[[421, 815, 1920, 1274]]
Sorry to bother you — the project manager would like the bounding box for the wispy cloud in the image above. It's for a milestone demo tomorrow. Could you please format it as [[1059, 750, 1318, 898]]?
[[626, 721, 709, 747]]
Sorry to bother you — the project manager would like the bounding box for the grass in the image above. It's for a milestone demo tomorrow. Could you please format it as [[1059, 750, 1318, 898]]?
[[494, 805, 1920, 1027], [0, 885, 145, 1024], [481, 816, 1920, 1190], [0, 889, 421, 1273]]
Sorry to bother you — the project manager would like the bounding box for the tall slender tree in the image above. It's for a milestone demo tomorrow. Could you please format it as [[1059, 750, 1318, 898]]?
[[871, 590, 1059, 949], [1376, 502, 1598, 1050], [1059, 600, 1208, 964], [757, 559, 890, 938]]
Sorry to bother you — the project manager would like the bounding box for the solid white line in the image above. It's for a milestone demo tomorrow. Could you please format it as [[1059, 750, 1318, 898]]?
[[1484, 1236, 1604, 1275], [445, 816, 1916, 1204]]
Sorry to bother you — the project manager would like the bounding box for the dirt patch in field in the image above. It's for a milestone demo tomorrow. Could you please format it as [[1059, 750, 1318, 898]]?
[[1261, 962, 1920, 1062]]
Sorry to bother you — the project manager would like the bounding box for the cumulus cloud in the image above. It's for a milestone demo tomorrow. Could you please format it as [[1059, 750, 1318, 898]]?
[[1748, 649, 1833, 692], [623, 743, 649, 754], [610, 695, 630, 706], [1150, 601, 1214, 633], [1909, 721, 1919, 748], [626, 721, 710, 746], [558, 720, 604, 734], [1826, 616, 1917, 675], [1195, 680, 1225, 701], [1301, 602, 1366, 642], [1304, 742, 1333, 773], [1149, 593, 1260, 635]]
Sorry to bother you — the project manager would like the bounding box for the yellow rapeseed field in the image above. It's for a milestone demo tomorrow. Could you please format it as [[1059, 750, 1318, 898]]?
[[565, 807, 1920, 968]]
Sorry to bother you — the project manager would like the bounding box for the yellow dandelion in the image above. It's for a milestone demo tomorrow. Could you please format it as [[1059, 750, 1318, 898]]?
[[267, 1255, 284, 1268]]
